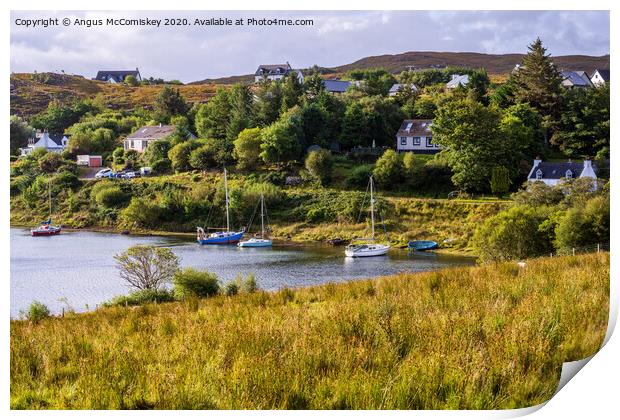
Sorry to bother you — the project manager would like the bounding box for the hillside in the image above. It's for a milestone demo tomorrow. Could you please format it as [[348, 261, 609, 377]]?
[[10, 253, 609, 409], [10, 73, 220, 118], [196, 51, 610, 84]]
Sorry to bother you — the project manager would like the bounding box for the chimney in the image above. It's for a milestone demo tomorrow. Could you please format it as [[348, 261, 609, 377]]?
[[583, 159, 592, 169], [533, 156, 542, 167]]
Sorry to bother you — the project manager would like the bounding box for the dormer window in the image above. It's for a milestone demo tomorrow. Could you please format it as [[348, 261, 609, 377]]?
[[536, 169, 543, 180], [565, 170, 573, 179]]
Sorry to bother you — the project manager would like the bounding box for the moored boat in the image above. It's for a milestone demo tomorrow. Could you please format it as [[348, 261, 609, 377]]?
[[408, 240, 439, 251], [238, 193, 272, 248], [31, 179, 61, 237]]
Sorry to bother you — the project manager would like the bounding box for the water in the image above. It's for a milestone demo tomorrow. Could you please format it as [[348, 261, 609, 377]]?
[[10, 228, 474, 317]]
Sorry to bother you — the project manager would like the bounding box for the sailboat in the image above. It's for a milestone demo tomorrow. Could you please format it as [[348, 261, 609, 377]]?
[[31, 179, 61, 236], [238, 193, 272, 248], [345, 176, 390, 257], [196, 168, 244, 244]]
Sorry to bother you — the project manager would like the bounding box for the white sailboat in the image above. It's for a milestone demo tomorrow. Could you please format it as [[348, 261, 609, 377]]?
[[345, 176, 390, 258], [238, 193, 272, 247]]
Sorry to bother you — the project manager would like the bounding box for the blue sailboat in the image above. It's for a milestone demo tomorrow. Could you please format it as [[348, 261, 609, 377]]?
[[197, 168, 244, 245]]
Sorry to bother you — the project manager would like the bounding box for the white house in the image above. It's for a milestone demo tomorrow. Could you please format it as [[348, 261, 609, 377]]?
[[527, 158, 598, 188], [19, 131, 68, 156], [123, 124, 177, 153], [388, 83, 418, 96], [446, 74, 469, 89], [590, 69, 610, 87], [395, 119, 440, 154], [254, 63, 304, 83], [94, 68, 142, 84]]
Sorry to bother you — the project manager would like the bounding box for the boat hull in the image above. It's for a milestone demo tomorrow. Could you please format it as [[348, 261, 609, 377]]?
[[408, 240, 438, 251], [238, 238, 272, 248], [345, 244, 390, 258], [197, 231, 244, 245], [31, 227, 61, 236]]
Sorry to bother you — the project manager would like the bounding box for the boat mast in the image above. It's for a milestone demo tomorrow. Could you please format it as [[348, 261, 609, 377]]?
[[370, 176, 375, 240], [48, 178, 52, 217], [260, 194, 265, 238], [224, 168, 230, 232]]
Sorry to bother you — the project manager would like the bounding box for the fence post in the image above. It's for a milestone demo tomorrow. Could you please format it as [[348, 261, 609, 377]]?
[[572, 248, 575, 256], [62, 308, 65, 318], [597, 243, 600, 253]]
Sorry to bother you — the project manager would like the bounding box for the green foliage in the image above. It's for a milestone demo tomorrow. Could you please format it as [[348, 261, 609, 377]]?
[[124, 75, 139, 86], [168, 140, 203, 172], [189, 145, 217, 171], [254, 79, 282, 126], [10, 116, 35, 154], [142, 140, 171, 167], [30, 100, 99, 135], [233, 128, 263, 171], [25, 301, 50, 323], [511, 182, 564, 207], [67, 127, 116, 154], [305, 149, 334, 185], [227, 84, 255, 142], [151, 159, 172, 175], [173, 268, 221, 299], [106, 289, 175, 307], [345, 165, 373, 189], [490, 166, 511, 196], [38, 153, 62, 173], [373, 149, 402, 187], [260, 112, 302, 164], [94, 186, 129, 208], [241, 273, 258, 294], [195, 87, 231, 140], [120, 197, 163, 229], [224, 281, 239, 297], [554, 195, 610, 251], [114, 245, 180, 291], [53, 171, 81, 191], [280, 72, 304, 112], [154, 86, 189, 123]]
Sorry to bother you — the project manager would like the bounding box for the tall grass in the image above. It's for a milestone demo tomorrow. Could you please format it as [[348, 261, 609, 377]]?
[[10, 253, 609, 409]]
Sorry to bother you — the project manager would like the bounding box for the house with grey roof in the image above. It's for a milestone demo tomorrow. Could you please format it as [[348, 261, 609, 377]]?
[[446, 74, 470, 89], [590, 69, 610, 87], [323, 79, 352, 94], [560, 71, 593, 88], [19, 131, 68, 156], [389, 83, 418, 96], [395, 119, 439, 154], [123, 124, 178, 153], [527, 158, 598, 188], [95, 68, 142, 84], [254, 62, 304, 83]]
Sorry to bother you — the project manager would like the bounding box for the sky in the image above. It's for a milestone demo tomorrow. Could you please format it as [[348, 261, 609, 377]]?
[[10, 10, 610, 83]]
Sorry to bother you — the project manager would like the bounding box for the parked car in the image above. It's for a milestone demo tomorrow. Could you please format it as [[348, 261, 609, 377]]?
[[94, 168, 113, 179], [140, 167, 152, 176], [122, 171, 137, 179], [113, 171, 126, 179]]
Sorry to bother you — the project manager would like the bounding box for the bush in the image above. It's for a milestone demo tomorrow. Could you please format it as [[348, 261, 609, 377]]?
[[373, 149, 402, 188], [151, 158, 172, 175], [554, 196, 610, 251], [95, 186, 129, 208], [38, 153, 63, 173], [120, 197, 162, 228], [173, 268, 220, 299], [106, 289, 175, 307], [26, 301, 50, 323], [305, 149, 333, 185], [345, 165, 373, 189], [224, 281, 239, 296], [259, 171, 286, 186], [241, 273, 258, 293]]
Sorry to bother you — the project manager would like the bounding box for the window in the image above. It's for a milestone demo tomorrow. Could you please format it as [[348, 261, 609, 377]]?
[[565, 170, 573, 179], [400, 137, 407, 146], [405, 122, 413, 131], [426, 137, 434, 147], [536, 169, 543, 180], [130, 140, 134, 148], [413, 137, 421, 146]]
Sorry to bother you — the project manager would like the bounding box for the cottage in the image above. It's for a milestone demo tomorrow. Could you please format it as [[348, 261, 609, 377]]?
[[590, 69, 610, 87], [323, 79, 352, 94], [395, 119, 440, 154], [254, 63, 304, 83], [560, 71, 593, 88], [388, 83, 418, 96], [19, 131, 68, 156], [527, 158, 598, 188], [94, 68, 142, 84], [446, 74, 469, 89], [123, 124, 177, 153]]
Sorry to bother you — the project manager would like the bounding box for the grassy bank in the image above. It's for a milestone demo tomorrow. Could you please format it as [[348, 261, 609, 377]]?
[[10, 253, 609, 409], [10, 172, 506, 251]]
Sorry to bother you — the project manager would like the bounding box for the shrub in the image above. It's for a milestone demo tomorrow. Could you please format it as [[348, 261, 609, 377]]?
[[554, 196, 610, 251], [95, 186, 128, 208], [173, 268, 220, 299], [345, 165, 373, 189], [151, 158, 172, 175], [26, 301, 50, 323], [373, 149, 402, 188], [53, 171, 81, 191], [305, 149, 334, 185], [105, 289, 175, 307], [259, 171, 286, 186], [120, 197, 162, 228], [242, 273, 258, 293], [38, 153, 62, 173], [224, 281, 239, 296]]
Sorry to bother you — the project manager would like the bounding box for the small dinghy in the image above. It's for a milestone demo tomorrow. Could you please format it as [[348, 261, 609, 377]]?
[[408, 240, 438, 251]]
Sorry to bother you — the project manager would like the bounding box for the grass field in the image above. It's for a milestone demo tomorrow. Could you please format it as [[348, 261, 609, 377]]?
[[10, 252, 609, 409]]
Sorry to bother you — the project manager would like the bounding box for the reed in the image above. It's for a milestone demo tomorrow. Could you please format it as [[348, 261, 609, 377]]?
[[10, 253, 609, 409]]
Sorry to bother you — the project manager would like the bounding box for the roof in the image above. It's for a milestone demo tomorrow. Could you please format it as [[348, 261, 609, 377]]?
[[323, 79, 351, 93], [33, 132, 65, 149], [528, 161, 597, 180], [126, 125, 177, 140], [255, 64, 293, 76], [592, 69, 610, 82], [396, 119, 433, 137], [561, 71, 592, 87], [446, 74, 469, 88], [95, 70, 140, 81], [389, 83, 418, 94]]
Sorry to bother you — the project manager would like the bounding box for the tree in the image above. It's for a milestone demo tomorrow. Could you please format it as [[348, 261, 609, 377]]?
[[259, 115, 302, 165], [195, 87, 230, 140], [467, 69, 490, 104], [168, 139, 202, 172], [173, 268, 220, 299], [67, 128, 116, 154], [373, 149, 402, 187], [340, 102, 368, 149], [226, 84, 254, 142], [142, 139, 171, 167], [254, 80, 282, 126], [490, 166, 511, 196], [38, 153, 62, 173], [280, 72, 304, 113], [554, 195, 610, 251], [124, 75, 139, 86], [305, 149, 333, 185], [512, 38, 564, 146], [299, 102, 330, 149], [189, 144, 217, 171], [304, 72, 325, 99], [432, 98, 520, 192], [114, 245, 180, 291], [233, 127, 263, 170], [30, 100, 99, 136], [10, 116, 34, 155], [154, 86, 189, 123], [402, 152, 418, 178]]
